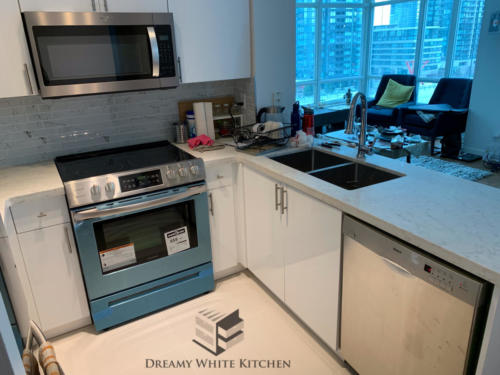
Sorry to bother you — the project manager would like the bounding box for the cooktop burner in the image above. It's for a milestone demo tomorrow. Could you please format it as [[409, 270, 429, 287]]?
[[55, 140, 205, 209], [55, 141, 194, 182]]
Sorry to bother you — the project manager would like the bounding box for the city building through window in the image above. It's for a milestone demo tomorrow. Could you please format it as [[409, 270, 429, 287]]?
[[296, 0, 485, 107]]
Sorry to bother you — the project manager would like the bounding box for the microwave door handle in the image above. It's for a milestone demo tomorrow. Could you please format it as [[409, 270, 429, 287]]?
[[72, 185, 206, 223], [147, 26, 160, 77]]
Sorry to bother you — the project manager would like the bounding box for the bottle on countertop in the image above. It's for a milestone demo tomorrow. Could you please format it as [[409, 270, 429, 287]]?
[[302, 107, 315, 137], [185, 110, 196, 138], [291, 101, 301, 137]]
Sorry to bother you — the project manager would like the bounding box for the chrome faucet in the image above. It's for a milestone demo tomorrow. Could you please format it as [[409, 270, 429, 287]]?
[[345, 92, 372, 158]]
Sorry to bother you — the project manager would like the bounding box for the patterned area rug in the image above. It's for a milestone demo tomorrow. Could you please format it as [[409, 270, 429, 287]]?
[[411, 156, 492, 181]]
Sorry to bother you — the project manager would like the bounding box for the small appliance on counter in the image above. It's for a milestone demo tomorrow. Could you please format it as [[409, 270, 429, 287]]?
[[55, 141, 214, 331]]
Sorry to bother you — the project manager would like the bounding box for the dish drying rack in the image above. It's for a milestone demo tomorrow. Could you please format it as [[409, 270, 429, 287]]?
[[232, 123, 292, 150]]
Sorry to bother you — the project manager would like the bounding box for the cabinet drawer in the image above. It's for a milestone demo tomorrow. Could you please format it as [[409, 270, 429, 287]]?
[[11, 194, 70, 234], [206, 163, 233, 189]]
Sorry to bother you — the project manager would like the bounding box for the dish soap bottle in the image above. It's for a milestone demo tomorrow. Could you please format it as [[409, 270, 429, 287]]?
[[291, 101, 301, 137]]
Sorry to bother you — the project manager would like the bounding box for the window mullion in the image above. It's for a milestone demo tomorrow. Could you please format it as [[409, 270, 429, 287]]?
[[362, 1, 374, 94], [444, 0, 462, 77], [314, 5, 323, 106], [414, 0, 428, 97]]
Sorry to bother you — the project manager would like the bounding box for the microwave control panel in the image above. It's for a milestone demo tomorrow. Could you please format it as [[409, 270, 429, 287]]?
[[156, 25, 176, 77], [119, 169, 163, 192]]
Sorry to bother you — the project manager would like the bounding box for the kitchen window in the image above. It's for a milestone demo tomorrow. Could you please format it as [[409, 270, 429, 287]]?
[[297, 0, 485, 107]]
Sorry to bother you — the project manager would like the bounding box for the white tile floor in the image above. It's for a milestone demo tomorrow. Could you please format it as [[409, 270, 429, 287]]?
[[51, 272, 350, 375]]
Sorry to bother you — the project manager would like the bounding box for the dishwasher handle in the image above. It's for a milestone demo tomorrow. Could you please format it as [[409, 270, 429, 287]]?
[[381, 256, 413, 278]]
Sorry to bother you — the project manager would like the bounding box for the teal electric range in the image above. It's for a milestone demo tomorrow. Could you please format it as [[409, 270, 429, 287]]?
[[55, 141, 214, 331]]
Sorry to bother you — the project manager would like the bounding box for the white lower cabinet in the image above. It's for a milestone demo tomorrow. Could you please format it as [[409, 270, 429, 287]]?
[[243, 166, 341, 349], [284, 187, 342, 350], [208, 185, 239, 277], [244, 167, 285, 301], [17, 223, 90, 338]]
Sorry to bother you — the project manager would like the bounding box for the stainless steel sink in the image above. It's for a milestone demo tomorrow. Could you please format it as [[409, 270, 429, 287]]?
[[269, 150, 350, 172], [310, 163, 402, 190], [269, 149, 403, 190]]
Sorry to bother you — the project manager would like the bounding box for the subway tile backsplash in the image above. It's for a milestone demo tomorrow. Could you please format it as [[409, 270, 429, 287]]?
[[0, 78, 255, 167]]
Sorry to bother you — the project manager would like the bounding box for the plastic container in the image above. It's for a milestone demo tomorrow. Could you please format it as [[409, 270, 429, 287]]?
[[185, 110, 196, 138], [303, 113, 314, 137]]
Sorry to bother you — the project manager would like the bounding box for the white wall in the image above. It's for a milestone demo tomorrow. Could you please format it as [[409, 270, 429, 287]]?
[[464, 0, 500, 155], [252, 0, 295, 120]]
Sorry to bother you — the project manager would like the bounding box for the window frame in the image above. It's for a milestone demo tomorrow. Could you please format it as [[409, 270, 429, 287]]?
[[296, 1, 369, 106], [296, 0, 484, 106]]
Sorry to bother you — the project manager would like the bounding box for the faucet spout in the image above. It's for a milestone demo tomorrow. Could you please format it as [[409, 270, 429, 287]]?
[[345, 92, 371, 158]]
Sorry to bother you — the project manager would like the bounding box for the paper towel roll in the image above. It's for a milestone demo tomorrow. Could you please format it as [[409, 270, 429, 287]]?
[[193, 102, 208, 137]]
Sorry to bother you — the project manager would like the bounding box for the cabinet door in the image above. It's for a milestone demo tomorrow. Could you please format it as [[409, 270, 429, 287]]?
[[284, 187, 342, 350], [243, 167, 284, 301], [18, 224, 90, 337], [169, 0, 251, 83], [0, 0, 37, 99], [19, 0, 97, 12], [208, 186, 238, 277], [103, 0, 167, 12]]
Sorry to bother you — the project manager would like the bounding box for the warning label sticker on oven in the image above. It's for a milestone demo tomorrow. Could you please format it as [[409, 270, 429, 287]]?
[[99, 243, 137, 273], [165, 226, 190, 255]]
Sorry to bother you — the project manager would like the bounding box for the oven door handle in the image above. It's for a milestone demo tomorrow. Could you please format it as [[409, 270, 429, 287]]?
[[147, 26, 160, 78], [72, 185, 206, 223]]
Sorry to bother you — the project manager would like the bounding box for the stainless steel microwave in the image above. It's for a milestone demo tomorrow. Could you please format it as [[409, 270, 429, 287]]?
[[23, 12, 179, 98]]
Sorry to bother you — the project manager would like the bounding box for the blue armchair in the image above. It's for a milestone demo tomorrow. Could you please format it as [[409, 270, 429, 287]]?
[[398, 78, 473, 156], [358, 74, 416, 127]]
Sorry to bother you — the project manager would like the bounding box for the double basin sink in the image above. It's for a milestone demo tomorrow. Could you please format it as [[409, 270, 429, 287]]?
[[269, 150, 403, 190]]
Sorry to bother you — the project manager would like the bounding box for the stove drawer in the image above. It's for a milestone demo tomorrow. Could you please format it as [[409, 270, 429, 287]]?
[[11, 194, 70, 234], [206, 163, 233, 189]]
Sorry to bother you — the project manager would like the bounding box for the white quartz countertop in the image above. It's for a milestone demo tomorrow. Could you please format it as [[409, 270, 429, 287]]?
[[0, 143, 498, 285], [0, 161, 63, 236], [177, 141, 500, 285]]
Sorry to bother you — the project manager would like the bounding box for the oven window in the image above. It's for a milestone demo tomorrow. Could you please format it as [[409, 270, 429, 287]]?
[[33, 26, 153, 86], [93, 200, 198, 274]]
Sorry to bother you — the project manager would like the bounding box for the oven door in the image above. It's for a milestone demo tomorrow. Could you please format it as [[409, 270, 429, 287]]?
[[23, 12, 179, 98], [71, 183, 211, 301]]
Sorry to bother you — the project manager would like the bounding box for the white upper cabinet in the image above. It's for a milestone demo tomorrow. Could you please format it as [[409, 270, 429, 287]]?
[[103, 0, 168, 13], [169, 0, 251, 83], [0, 0, 37, 99], [19, 0, 98, 12]]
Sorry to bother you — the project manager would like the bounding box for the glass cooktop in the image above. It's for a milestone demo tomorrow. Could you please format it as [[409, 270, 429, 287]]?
[[55, 141, 194, 182]]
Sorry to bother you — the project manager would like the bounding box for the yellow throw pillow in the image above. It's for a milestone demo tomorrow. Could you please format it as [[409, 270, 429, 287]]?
[[376, 79, 415, 108]]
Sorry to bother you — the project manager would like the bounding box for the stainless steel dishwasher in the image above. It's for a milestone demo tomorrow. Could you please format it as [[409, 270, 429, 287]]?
[[340, 216, 490, 375]]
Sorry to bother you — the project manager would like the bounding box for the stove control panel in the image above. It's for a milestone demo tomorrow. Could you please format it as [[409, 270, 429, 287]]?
[[119, 169, 163, 192], [64, 158, 206, 208]]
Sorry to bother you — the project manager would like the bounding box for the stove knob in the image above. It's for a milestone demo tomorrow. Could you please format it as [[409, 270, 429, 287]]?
[[90, 185, 101, 196], [178, 167, 188, 178], [166, 168, 177, 180], [105, 182, 115, 194], [190, 165, 199, 176]]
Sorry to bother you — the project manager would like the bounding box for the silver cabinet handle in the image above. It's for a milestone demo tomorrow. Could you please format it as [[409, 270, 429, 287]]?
[[103, 0, 108, 11], [281, 187, 288, 215], [209, 193, 214, 216], [24, 64, 34, 95], [37, 212, 47, 218], [147, 26, 160, 78], [275, 184, 282, 211], [64, 226, 73, 254], [91, 0, 96, 11], [177, 56, 183, 83]]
